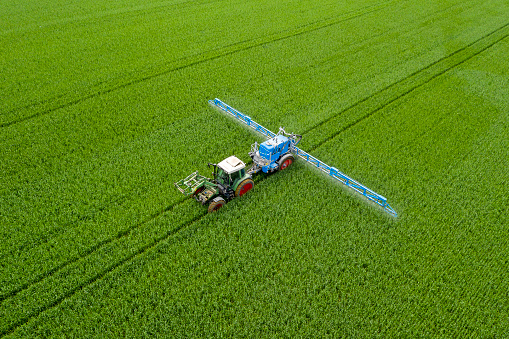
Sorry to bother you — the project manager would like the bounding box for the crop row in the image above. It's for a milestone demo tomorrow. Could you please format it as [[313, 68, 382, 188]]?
[[2, 0, 509, 336], [303, 21, 509, 151], [3, 33, 509, 336], [9, 68, 509, 335], [2, 6, 502, 302], [1, 0, 506, 313]]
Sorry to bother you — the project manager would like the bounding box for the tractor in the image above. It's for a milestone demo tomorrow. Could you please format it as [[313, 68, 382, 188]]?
[[175, 156, 253, 212], [174, 98, 398, 217], [174, 127, 300, 213]]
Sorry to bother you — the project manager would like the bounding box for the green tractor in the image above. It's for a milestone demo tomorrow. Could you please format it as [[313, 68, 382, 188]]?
[[174, 156, 254, 212]]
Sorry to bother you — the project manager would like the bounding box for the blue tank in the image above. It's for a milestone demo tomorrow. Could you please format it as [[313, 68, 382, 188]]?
[[257, 135, 290, 173]]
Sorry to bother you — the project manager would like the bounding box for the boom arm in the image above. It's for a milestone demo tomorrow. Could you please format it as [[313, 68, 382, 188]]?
[[209, 98, 397, 217], [209, 98, 276, 139], [291, 146, 397, 217]]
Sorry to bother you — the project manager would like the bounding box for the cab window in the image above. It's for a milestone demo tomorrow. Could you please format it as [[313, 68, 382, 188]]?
[[217, 168, 228, 184], [230, 170, 240, 183]]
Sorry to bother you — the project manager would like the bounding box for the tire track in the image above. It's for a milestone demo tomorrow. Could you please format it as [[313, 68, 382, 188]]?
[[0, 192, 129, 263], [0, 155, 266, 304], [0, 196, 187, 303], [0, 162, 270, 337], [302, 22, 509, 152], [0, 0, 394, 128], [0, 203, 207, 337], [238, 0, 478, 139]]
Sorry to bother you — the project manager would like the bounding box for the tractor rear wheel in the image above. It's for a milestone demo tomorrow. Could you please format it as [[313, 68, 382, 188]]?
[[208, 197, 225, 213], [235, 179, 254, 197], [278, 154, 294, 171]]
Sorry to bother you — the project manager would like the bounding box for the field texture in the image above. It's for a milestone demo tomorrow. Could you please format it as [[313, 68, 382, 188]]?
[[1, 0, 508, 336]]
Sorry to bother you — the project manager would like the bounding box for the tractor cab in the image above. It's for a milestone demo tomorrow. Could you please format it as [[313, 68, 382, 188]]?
[[214, 156, 247, 187], [204, 155, 254, 207]]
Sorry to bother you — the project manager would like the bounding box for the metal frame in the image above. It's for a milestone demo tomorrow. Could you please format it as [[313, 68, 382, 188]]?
[[174, 171, 208, 196]]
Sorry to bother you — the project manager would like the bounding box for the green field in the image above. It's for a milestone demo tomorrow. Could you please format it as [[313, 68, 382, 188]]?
[[1, 0, 508, 336]]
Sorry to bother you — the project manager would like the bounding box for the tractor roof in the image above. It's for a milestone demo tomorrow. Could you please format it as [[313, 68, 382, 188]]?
[[218, 156, 246, 174]]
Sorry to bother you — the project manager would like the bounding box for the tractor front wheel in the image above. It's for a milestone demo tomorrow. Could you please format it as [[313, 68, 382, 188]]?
[[208, 197, 225, 213], [235, 179, 254, 197], [193, 186, 204, 197]]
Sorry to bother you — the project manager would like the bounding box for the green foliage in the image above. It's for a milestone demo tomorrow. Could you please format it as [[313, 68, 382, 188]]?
[[1, 0, 508, 337]]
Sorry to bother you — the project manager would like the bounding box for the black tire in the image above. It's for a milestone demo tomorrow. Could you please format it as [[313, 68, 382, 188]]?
[[278, 154, 294, 171], [208, 197, 226, 213], [235, 179, 254, 197]]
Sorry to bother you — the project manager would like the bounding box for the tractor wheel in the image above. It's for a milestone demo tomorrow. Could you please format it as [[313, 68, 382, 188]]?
[[193, 186, 204, 196], [278, 154, 294, 171], [235, 179, 254, 197], [208, 197, 226, 213]]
